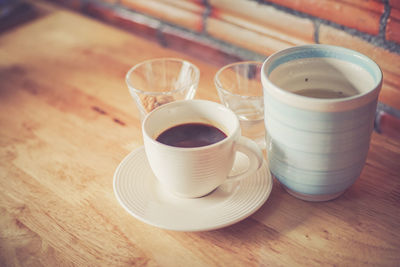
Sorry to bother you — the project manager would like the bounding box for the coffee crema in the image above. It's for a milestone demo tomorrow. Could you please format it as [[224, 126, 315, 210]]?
[[156, 123, 227, 148]]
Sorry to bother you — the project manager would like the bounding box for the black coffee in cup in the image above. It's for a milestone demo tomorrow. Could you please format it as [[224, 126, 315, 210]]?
[[156, 123, 227, 148]]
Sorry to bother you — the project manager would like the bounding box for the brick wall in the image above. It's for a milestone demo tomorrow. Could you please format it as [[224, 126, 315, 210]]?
[[47, 0, 400, 139]]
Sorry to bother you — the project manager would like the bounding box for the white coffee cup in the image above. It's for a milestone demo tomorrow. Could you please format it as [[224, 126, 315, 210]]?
[[142, 99, 264, 198]]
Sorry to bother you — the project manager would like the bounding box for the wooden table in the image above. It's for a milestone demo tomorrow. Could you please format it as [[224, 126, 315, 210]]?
[[1, 3, 400, 266]]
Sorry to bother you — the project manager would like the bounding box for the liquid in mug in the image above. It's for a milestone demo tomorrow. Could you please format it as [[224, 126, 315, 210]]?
[[294, 88, 358, 99]]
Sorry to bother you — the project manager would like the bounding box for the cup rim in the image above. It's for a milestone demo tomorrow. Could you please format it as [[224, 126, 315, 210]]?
[[142, 99, 240, 151], [214, 61, 264, 99], [261, 44, 383, 112], [125, 57, 200, 96]]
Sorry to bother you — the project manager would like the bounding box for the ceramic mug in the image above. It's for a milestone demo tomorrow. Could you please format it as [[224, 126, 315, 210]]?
[[261, 44, 382, 201], [142, 99, 264, 198]]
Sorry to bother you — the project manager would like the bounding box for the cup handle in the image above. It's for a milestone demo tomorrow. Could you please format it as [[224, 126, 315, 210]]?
[[227, 136, 264, 181]]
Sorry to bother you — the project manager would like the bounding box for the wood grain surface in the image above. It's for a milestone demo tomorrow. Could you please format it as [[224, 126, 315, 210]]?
[[1, 2, 400, 266]]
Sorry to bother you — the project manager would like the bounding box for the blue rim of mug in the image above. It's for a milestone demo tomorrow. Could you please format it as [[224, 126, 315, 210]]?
[[261, 44, 383, 112]]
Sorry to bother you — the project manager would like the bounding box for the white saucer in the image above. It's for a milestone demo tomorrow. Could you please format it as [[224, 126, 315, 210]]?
[[113, 146, 272, 232]]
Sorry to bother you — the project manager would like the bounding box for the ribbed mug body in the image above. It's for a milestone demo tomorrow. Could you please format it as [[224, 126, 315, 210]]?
[[261, 45, 382, 201]]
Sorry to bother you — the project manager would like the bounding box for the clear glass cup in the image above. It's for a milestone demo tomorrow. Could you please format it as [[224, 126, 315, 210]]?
[[126, 58, 200, 120], [214, 61, 265, 149]]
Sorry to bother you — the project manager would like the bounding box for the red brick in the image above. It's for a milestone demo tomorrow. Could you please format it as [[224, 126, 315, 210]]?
[[207, 0, 314, 56], [379, 81, 400, 111], [391, 7, 400, 20], [207, 17, 294, 56], [319, 24, 400, 110], [386, 18, 400, 44], [389, 0, 400, 10], [339, 0, 385, 12], [378, 111, 400, 140], [261, 0, 383, 35], [120, 0, 205, 32], [160, 26, 245, 67], [386, 8, 400, 44], [85, 1, 245, 67], [85, 2, 159, 43], [319, 25, 400, 74], [210, 0, 314, 43]]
